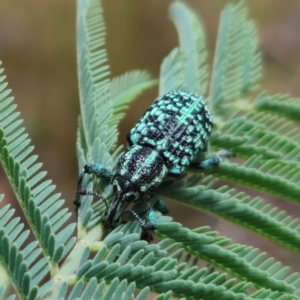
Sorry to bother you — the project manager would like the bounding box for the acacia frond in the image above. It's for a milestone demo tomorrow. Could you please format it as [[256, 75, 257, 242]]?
[[212, 107, 300, 163], [159, 48, 186, 96], [169, 1, 208, 96], [110, 70, 157, 126], [0, 195, 50, 299], [211, 117, 300, 200], [159, 175, 300, 255], [157, 221, 296, 293], [0, 64, 75, 265], [209, 1, 261, 110], [212, 120, 287, 160], [57, 219, 285, 300], [215, 160, 300, 205], [56, 277, 150, 300], [255, 93, 300, 122]]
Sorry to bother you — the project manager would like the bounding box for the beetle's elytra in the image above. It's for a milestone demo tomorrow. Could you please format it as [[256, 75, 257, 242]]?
[[127, 90, 213, 175], [74, 90, 228, 241]]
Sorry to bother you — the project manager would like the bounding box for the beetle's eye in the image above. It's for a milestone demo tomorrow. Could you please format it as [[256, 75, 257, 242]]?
[[126, 193, 136, 202]]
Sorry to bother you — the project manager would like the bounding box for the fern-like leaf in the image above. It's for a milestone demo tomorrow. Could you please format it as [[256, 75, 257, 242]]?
[[159, 48, 186, 96], [158, 175, 300, 255], [110, 70, 157, 126], [0, 195, 49, 299], [209, 1, 261, 110], [255, 93, 300, 123], [0, 64, 75, 266], [156, 221, 296, 293], [169, 1, 208, 96]]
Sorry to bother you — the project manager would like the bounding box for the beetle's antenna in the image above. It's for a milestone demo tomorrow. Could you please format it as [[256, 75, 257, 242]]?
[[80, 190, 109, 211], [73, 168, 86, 217]]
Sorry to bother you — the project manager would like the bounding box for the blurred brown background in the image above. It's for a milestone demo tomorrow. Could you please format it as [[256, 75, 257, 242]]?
[[0, 0, 300, 275]]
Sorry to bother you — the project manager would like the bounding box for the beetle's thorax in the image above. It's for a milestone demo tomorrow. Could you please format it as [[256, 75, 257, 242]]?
[[116, 145, 168, 194]]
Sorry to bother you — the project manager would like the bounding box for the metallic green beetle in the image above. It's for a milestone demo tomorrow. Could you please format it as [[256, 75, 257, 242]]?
[[74, 90, 230, 240]]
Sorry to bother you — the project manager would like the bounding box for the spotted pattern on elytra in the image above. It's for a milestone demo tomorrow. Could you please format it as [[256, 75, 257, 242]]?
[[127, 90, 213, 175]]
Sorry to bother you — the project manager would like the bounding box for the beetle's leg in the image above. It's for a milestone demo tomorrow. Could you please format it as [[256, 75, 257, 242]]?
[[124, 208, 157, 242], [133, 194, 169, 215], [153, 196, 169, 214], [143, 207, 157, 231], [191, 150, 235, 170], [216, 150, 235, 159], [124, 208, 157, 230], [79, 190, 109, 211], [73, 164, 113, 216]]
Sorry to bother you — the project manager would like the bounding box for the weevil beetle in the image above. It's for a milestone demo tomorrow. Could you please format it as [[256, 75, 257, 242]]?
[[74, 90, 232, 240]]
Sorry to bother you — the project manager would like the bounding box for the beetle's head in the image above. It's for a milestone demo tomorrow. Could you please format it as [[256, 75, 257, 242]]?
[[103, 175, 141, 229], [112, 175, 141, 203]]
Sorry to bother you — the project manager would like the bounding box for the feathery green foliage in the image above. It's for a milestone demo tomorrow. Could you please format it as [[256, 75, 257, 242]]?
[[0, 0, 300, 299], [209, 1, 261, 111], [169, 1, 208, 96]]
